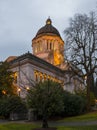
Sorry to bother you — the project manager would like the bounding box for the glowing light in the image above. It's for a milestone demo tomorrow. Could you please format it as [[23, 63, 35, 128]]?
[[54, 50, 64, 65], [2, 90, 6, 95], [26, 87, 30, 90], [84, 76, 87, 80], [18, 88, 21, 92]]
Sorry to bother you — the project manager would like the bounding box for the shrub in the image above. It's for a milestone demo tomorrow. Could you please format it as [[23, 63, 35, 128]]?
[[90, 92, 95, 106], [27, 80, 64, 128], [0, 96, 27, 118], [62, 91, 86, 116]]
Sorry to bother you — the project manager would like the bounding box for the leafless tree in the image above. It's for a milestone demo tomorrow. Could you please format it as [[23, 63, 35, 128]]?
[[64, 12, 97, 110]]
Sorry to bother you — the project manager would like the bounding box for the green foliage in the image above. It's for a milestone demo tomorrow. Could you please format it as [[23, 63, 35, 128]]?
[[0, 98, 9, 118], [0, 62, 17, 97], [62, 91, 86, 116], [60, 111, 97, 122], [90, 92, 95, 106], [1, 123, 97, 130], [75, 86, 96, 107], [58, 126, 97, 130], [0, 96, 27, 118], [0, 123, 39, 130], [27, 80, 64, 117], [74, 87, 87, 98]]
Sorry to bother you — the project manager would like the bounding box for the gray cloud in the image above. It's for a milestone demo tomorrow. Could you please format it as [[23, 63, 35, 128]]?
[[0, 0, 96, 61]]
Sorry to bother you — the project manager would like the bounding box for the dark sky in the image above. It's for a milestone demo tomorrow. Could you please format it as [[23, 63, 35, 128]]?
[[0, 0, 96, 61]]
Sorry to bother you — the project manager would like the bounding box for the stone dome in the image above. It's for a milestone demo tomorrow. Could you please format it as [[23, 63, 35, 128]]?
[[35, 18, 61, 38]]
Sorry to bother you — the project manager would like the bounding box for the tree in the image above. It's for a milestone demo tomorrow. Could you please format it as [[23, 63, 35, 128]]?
[[94, 78, 97, 98], [62, 91, 86, 116], [0, 95, 27, 119], [0, 62, 17, 97], [27, 80, 64, 128], [64, 12, 97, 110]]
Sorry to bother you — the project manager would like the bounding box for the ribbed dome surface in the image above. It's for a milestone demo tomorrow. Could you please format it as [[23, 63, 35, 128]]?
[[35, 18, 60, 37]]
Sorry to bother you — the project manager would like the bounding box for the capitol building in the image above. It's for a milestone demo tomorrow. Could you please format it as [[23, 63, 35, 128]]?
[[6, 18, 83, 97]]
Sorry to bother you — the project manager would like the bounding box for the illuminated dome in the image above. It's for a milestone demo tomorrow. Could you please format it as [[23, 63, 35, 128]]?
[[35, 18, 61, 38]]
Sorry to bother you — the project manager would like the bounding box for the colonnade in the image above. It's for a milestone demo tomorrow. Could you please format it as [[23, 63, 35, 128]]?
[[34, 38, 60, 54], [34, 70, 62, 83]]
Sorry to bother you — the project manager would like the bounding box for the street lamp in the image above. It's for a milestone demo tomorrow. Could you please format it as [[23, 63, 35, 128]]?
[[84, 75, 87, 86], [26, 86, 30, 91]]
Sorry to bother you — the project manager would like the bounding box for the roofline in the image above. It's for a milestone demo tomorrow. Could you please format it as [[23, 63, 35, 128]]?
[[32, 33, 64, 42], [9, 52, 65, 75]]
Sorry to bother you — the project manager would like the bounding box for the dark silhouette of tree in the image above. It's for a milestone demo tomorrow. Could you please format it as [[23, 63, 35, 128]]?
[[0, 62, 17, 97], [0, 95, 27, 119], [94, 78, 97, 98], [27, 80, 64, 128], [64, 12, 97, 110]]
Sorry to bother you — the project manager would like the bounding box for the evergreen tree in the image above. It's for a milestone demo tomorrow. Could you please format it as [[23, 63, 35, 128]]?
[[0, 62, 17, 97], [27, 80, 64, 128]]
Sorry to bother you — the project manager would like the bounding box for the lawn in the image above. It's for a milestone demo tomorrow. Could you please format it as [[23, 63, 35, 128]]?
[[58, 125, 97, 130], [0, 123, 97, 130], [59, 111, 97, 122], [0, 123, 39, 130], [1, 111, 97, 130]]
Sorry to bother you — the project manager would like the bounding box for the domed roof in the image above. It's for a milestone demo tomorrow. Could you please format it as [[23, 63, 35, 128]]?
[[35, 18, 61, 38]]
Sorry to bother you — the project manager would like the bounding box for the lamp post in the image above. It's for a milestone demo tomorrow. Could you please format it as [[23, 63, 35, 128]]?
[[26, 86, 30, 91], [84, 75, 87, 86]]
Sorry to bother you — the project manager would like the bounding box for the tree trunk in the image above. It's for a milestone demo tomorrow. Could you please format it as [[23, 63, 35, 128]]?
[[90, 74, 94, 93], [86, 75, 91, 111], [42, 114, 48, 128]]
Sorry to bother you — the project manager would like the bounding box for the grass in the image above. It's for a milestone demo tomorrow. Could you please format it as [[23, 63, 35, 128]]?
[[0, 123, 97, 130], [1, 111, 97, 130], [0, 123, 40, 130], [59, 111, 97, 122], [57, 125, 97, 130]]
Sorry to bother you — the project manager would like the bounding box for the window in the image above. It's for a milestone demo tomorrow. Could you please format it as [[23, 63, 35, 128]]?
[[50, 43, 52, 50], [35, 47, 37, 53], [40, 75, 42, 82], [14, 72, 18, 83], [36, 74, 38, 82], [34, 71, 38, 82], [47, 41, 49, 50]]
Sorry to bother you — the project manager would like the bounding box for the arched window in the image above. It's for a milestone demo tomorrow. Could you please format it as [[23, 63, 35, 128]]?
[[47, 40, 49, 50], [36, 74, 38, 82], [35, 47, 37, 53], [14, 72, 18, 83], [34, 71, 38, 82], [38, 42, 40, 51], [40, 73, 43, 82], [50, 43, 52, 50]]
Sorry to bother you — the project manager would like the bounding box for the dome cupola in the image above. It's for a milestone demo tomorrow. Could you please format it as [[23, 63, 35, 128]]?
[[35, 18, 61, 38], [46, 18, 52, 25]]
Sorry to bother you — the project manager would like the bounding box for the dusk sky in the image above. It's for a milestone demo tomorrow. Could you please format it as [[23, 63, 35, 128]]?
[[0, 0, 96, 61]]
